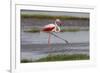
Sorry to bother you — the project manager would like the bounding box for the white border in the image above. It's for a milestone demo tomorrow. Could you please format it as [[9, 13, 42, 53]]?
[[11, 4, 96, 73]]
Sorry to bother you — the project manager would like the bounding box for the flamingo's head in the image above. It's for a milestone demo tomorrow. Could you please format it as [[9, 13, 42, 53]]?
[[55, 19, 63, 27]]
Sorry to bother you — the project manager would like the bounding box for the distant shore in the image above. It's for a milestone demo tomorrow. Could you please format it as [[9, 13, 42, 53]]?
[[21, 14, 89, 20]]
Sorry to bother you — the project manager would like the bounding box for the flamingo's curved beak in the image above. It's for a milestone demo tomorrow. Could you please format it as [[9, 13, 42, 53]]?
[[57, 21, 63, 27], [59, 22, 63, 26]]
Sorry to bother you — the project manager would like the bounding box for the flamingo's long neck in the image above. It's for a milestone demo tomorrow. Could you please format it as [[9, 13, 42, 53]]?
[[54, 21, 60, 32]]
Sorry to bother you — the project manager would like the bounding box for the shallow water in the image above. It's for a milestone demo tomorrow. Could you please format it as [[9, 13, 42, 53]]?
[[21, 31, 89, 44], [21, 31, 89, 61]]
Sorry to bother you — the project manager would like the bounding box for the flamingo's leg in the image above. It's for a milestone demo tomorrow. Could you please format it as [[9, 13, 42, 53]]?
[[48, 32, 51, 49]]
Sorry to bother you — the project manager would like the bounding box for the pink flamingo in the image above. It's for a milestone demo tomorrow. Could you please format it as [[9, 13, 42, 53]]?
[[42, 19, 68, 48]]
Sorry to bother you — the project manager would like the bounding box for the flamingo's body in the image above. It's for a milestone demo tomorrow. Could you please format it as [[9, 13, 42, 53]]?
[[42, 19, 61, 32], [42, 24, 55, 32], [42, 19, 62, 48]]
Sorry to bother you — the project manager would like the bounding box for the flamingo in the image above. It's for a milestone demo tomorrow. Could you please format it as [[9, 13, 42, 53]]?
[[42, 19, 69, 48]]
